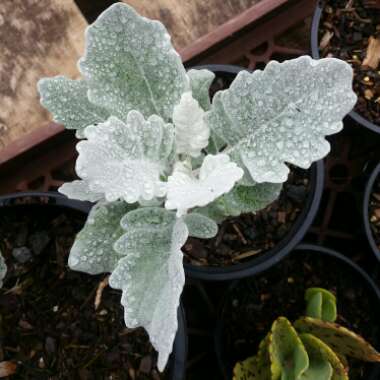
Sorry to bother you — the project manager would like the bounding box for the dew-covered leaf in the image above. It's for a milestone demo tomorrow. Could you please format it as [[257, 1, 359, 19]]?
[[295, 317, 380, 362], [38, 77, 110, 134], [305, 288, 337, 323], [187, 68, 215, 111], [76, 112, 174, 203], [68, 201, 135, 274], [183, 212, 218, 238], [109, 207, 188, 371], [79, 3, 188, 122], [59, 180, 104, 202], [0, 251, 6, 287], [196, 182, 282, 222], [173, 92, 209, 157], [270, 317, 309, 379], [300, 333, 348, 380], [165, 154, 243, 216], [206, 56, 357, 183]]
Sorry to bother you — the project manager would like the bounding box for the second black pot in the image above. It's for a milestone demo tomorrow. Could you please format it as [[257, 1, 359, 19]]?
[[363, 163, 380, 263], [311, 2, 380, 134], [215, 244, 380, 380]]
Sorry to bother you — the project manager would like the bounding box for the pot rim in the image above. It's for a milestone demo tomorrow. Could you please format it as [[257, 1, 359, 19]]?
[[0, 191, 188, 380], [363, 163, 380, 262], [310, 3, 380, 134], [214, 243, 380, 380], [183, 65, 324, 280]]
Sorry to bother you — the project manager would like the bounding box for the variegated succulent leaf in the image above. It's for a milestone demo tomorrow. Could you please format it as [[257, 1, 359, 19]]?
[[270, 317, 309, 380], [71, 112, 174, 204], [0, 250, 6, 287], [300, 333, 348, 380], [183, 212, 218, 238], [233, 356, 261, 380], [108, 207, 188, 372], [206, 56, 357, 184], [79, 2, 188, 122], [196, 182, 282, 223], [37, 77, 110, 134], [187, 68, 215, 111], [294, 317, 380, 362], [305, 288, 337, 322], [68, 201, 135, 274]]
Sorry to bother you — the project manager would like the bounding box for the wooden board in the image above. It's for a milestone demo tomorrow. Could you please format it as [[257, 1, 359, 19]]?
[[0, 0, 87, 150], [123, 0, 262, 50]]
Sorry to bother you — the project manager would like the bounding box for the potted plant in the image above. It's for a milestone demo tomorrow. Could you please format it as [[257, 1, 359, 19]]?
[[37, 3, 356, 371], [311, 0, 380, 133], [363, 162, 380, 262], [232, 287, 380, 379], [0, 192, 187, 379], [215, 244, 380, 380]]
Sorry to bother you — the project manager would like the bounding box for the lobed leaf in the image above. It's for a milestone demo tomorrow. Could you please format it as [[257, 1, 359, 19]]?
[[197, 182, 282, 223], [300, 333, 348, 380], [295, 317, 380, 362], [109, 207, 188, 371], [68, 201, 134, 274], [206, 56, 357, 184], [165, 154, 243, 216], [37, 77, 110, 135], [59, 180, 103, 202], [187, 68, 215, 111], [183, 212, 218, 239], [173, 92, 209, 157], [305, 288, 337, 322], [79, 3, 188, 122], [74, 112, 174, 203]]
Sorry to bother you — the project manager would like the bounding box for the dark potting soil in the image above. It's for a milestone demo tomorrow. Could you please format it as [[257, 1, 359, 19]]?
[[369, 172, 380, 250], [183, 166, 309, 267], [319, 0, 380, 126], [219, 251, 380, 379], [0, 205, 164, 380]]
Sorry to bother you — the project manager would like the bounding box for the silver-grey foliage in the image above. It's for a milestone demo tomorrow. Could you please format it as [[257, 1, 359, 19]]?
[[37, 2, 356, 371]]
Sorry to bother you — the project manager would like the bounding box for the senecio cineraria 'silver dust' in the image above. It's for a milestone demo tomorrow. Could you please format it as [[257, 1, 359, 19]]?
[[37, 3, 357, 371], [233, 288, 380, 380]]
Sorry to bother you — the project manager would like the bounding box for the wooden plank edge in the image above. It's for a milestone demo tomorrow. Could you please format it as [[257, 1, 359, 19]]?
[[179, 0, 290, 62]]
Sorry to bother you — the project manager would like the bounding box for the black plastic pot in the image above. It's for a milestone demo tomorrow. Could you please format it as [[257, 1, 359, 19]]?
[[0, 192, 187, 380], [215, 244, 380, 380], [183, 66, 325, 280], [363, 163, 380, 263], [311, 3, 380, 134]]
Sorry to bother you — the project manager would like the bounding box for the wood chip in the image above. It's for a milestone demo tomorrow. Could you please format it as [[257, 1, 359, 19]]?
[[319, 30, 334, 50], [0, 361, 17, 377], [94, 275, 109, 311], [363, 36, 380, 69]]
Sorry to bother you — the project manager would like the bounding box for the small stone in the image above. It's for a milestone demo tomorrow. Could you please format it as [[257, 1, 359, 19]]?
[[29, 231, 50, 255], [12, 247, 32, 263], [139, 355, 152, 374]]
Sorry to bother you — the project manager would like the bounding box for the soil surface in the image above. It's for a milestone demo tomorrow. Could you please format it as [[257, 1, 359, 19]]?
[[219, 250, 380, 379], [319, 0, 380, 126], [369, 172, 380, 251], [0, 204, 166, 380], [183, 167, 310, 267]]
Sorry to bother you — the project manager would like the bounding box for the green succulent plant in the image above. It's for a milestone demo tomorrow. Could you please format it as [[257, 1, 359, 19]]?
[[233, 288, 380, 380]]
